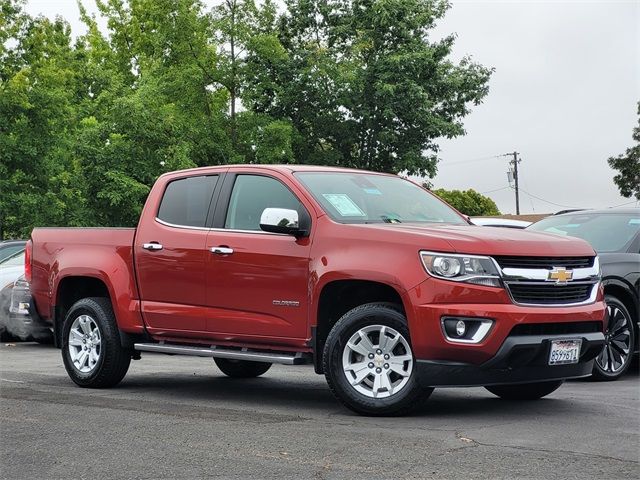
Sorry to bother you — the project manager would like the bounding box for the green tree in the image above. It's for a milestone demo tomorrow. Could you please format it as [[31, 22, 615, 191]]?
[[0, 0, 493, 238], [608, 102, 640, 200], [210, 0, 257, 149], [431, 188, 500, 216], [71, 0, 233, 226], [245, 0, 493, 176], [0, 2, 87, 238]]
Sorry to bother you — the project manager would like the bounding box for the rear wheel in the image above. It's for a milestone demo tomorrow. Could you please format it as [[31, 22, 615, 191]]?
[[61, 297, 131, 388], [485, 380, 564, 400], [592, 296, 635, 381], [323, 302, 432, 416], [214, 358, 272, 378]]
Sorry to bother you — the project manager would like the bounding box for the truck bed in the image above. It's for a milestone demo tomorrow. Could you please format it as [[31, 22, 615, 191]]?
[[30, 228, 138, 322]]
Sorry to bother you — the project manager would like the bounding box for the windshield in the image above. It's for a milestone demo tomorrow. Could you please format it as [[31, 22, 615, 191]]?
[[295, 172, 467, 225], [0, 251, 25, 268], [0, 243, 25, 262], [528, 212, 640, 253]]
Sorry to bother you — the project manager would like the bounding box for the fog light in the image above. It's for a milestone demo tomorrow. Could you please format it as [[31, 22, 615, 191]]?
[[441, 317, 494, 344]]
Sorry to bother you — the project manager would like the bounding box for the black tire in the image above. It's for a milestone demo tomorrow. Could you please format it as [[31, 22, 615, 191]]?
[[214, 358, 272, 378], [591, 295, 636, 381], [61, 297, 131, 388], [33, 330, 54, 345], [323, 302, 433, 416], [485, 380, 564, 400], [0, 328, 16, 342]]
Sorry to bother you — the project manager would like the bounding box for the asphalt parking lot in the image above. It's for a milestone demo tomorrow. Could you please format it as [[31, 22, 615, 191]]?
[[0, 342, 638, 479]]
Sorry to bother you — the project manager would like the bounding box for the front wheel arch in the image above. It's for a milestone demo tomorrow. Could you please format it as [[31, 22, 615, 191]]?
[[322, 302, 432, 416]]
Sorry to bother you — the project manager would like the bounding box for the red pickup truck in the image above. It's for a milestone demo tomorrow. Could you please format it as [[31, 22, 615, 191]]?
[[26, 165, 606, 415]]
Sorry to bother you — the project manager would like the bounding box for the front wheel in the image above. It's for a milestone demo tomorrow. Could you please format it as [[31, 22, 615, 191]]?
[[323, 303, 432, 416], [61, 297, 131, 388], [214, 358, 272, 378], [592, 296, 635, 381], [485, 380, 564, 400]]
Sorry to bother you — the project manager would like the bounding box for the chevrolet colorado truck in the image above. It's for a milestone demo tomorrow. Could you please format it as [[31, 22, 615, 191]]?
[[26, 165, 606, 415]]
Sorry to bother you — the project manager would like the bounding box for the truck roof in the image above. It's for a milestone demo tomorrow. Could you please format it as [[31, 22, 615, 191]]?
[[158, 164, 397, 179]]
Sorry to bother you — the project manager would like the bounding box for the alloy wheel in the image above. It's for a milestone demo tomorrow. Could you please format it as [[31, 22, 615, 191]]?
[[596, 303, 632, 374], [342, 324, 413, 399], [68, 315, 102, 373]]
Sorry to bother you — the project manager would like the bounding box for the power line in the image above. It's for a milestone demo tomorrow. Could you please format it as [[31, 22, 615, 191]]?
[[517, 187, 582, 209], [610, 199, 639, 208], [439, 154, 502, 167], [480, 186, 512, 194]]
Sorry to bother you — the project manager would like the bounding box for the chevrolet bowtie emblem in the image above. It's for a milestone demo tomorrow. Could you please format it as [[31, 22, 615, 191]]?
[[548, 267, 573, 284]]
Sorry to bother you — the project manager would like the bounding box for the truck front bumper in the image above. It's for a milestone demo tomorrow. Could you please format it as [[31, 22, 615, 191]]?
[[415, 332, 604, 387]]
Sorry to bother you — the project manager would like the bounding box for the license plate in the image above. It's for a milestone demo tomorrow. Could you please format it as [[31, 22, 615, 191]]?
[[548, 339, 582, 365]]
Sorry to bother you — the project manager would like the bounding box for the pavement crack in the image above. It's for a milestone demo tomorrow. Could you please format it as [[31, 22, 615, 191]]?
[[0, 378, 25, 383], [462, 436, 638, 464]]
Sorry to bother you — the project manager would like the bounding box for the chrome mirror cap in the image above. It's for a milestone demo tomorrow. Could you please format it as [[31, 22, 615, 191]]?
[[260, 208, 300, 235]]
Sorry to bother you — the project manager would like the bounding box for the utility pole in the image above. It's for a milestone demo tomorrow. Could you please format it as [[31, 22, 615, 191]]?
[[503, 151, 521, 214], [511, 151, 520, 215]]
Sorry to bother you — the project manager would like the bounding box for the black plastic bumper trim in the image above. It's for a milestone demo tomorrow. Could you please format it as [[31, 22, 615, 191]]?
[[416, 332, 605, 387]]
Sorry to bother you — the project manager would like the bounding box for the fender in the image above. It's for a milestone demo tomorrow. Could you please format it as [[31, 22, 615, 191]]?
[[31, 228, 145, 334], [602, 275, 639, 302]]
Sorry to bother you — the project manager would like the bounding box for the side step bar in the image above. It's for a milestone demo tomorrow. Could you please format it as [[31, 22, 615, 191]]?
[[133, 343, 310, 365]]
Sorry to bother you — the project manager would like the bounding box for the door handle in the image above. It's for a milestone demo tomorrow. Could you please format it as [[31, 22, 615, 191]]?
[[142, 243, 163, 251], [210, 246, 234, 255]]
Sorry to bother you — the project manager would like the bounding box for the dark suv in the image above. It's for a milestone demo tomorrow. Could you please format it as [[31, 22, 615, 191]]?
[[528, 208, 640, 380]]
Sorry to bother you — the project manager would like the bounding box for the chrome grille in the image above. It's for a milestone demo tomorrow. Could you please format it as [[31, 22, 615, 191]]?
[[494, 256, 595, 270], [497, 256, 600, 306], [506, 283, 594, 305]]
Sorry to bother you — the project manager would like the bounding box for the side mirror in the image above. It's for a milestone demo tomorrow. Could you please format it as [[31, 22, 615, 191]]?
[[260, 208, 308, 237]]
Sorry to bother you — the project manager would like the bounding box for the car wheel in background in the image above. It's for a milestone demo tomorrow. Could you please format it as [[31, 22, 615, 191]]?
[[214, 358, 272, 378], [485, 380, 564, 400], [592, 295, 635, 381]]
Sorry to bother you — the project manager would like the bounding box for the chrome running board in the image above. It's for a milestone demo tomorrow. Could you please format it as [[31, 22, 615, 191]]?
[[133, 343, 310, 365]]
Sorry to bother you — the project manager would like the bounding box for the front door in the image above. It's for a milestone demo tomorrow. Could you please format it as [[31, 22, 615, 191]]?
[[205, 172, 313, 342]]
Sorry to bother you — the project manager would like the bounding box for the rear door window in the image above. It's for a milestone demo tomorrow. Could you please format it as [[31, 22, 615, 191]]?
[[157, 175, 218, 228]]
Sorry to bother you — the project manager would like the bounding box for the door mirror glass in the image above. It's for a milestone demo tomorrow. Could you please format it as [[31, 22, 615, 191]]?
[[260, 208, 301, 235]]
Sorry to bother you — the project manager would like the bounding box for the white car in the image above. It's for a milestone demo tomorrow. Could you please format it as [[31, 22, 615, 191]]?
[[0, 250, 25, 293], [0, 251, 52, 342], [471, 217, 532, 229]]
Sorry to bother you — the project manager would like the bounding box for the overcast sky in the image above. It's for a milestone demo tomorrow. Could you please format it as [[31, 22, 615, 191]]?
[[25, 0, 640, 214]]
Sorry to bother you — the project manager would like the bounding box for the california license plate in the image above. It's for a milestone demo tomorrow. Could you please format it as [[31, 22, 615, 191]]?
[[548, 339, 582, 365]]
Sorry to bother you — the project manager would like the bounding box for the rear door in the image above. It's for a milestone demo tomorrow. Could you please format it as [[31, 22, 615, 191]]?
[[204, 171, 313, 342], [135, 173, 221, 337]]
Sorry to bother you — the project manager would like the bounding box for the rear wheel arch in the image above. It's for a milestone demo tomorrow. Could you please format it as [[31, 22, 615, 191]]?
[[54, 276, 111, 347]]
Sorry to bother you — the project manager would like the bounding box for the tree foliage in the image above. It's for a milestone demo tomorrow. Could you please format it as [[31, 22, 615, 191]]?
[[0, 0, 492, 238], [608, 102, 640, 200], [432, 188, 500, 216]]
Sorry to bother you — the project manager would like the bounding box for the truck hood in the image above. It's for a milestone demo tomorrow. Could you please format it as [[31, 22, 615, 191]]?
[[352, 223, 596, 257]]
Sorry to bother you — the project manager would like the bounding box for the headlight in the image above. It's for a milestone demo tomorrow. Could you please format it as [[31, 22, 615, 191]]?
[[420, 251, 502, 287]]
